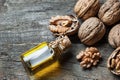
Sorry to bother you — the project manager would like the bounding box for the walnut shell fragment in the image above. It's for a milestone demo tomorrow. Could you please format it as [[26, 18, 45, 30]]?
[[78, 17, 106, 46], [76, 47, 101, 68], [74, 0, 100, 20], [98, 0, 120, 25], [107, 47, 120, 76], [49, 15, 79, 36], [108, 24, 120, 48]]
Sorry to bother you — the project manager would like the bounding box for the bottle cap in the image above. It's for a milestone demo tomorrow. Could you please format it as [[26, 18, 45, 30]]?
[[49, 35, 71, 53]]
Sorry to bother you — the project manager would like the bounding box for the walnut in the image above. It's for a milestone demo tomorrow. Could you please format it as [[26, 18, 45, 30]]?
[[78, 17, 106, 46], [49, 15, 79, 36], [74, 0, 100, 20], [49, 35, 71, 52], [108, 24, 120, 48], [107, 47, 120, 76], [98, 0, 120, 25], [76, 47, 101, 68]]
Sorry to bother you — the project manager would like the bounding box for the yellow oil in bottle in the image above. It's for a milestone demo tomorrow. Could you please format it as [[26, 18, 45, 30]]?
[[20, 42, 62, 80], [32, 61, 61, 80], [20, 35, 71, 80]]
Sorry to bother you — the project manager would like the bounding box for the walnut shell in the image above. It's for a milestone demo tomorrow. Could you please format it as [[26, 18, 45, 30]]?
[[107, 47, 120, 76], [78, 17, 106, 45], [108, 24, 120, 48], [74, 0, 100, 20], [49, 15, 79, 36], [98, 0, 120, 25]]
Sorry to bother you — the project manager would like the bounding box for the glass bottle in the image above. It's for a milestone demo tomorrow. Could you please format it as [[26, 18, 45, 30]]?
[[20, 35, 71, 80]]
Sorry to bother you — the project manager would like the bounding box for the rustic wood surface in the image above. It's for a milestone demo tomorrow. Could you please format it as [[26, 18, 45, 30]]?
[[0, 0, 120, 80]]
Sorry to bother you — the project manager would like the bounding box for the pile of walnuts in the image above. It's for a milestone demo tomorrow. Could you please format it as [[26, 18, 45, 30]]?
[[48, 0, 120, 76]]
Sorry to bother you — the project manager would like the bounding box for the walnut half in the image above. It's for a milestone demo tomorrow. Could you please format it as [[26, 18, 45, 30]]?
[[76, 47, 101, 68], [49, 15, 80, 36], [107, 47, 120, 76]]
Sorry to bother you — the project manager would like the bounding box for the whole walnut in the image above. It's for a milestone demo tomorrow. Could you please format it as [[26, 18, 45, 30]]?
[[98, 0, 120, 25], [78, 17, 106, 46], [49, 15, 79, 36], [107, 47, 120, 76], [108, 24, 120, 48], [74, 0, 100, 20]]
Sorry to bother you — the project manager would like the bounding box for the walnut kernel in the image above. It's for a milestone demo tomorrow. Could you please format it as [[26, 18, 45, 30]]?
[[49, 15, 79, 36], [107, 47, 120, 75], [76, 47, 101, 68]]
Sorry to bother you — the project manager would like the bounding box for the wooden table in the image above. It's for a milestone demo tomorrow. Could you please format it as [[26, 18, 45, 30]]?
[[0, 0, 120, 80]]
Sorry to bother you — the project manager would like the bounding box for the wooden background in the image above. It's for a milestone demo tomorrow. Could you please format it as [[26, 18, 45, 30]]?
[[0, 0, 120, 80]]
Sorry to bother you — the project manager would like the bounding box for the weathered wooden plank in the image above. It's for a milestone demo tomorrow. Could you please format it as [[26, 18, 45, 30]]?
[[0, 42, 115, 79], [0, 43, 113, 66], [61, 63, 120, 80], [0, 61, 29, 80], [0, 60, 120, 80], [0, 0, 120, 80], [0, 60, 93, 80]]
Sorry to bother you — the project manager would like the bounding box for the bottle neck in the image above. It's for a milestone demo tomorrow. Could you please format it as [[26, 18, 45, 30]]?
[[48, 35, 71, 55]]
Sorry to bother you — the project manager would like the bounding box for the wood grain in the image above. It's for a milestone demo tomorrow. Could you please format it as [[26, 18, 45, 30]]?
[[0, 0, 120, 80]]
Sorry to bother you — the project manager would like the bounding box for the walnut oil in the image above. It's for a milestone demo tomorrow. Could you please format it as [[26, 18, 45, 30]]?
[[20, 35, 71, 80]]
